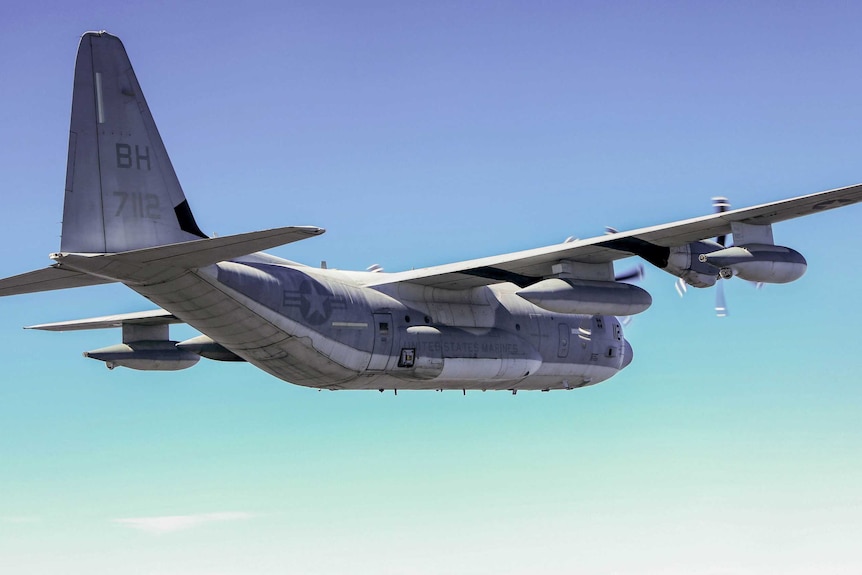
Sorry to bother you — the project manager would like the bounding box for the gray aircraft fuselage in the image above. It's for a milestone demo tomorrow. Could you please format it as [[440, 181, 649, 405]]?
[[127, 257, 629, 391]]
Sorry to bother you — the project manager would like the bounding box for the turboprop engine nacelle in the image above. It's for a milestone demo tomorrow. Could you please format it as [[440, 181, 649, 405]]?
[[84, 341, 200, 371], [698, 244, 807, 284], [516, 278, 652, 316], [665, 240, 725, 288]]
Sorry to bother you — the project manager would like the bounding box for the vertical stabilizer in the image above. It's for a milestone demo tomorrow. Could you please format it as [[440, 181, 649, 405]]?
[[61, 31, 207, 254]]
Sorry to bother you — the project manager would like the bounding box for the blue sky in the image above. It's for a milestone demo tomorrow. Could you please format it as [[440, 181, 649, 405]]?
[[2, 1, 862, 574]]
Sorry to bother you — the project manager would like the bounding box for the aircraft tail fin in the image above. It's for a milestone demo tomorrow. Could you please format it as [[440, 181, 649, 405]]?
[[61, 31, 207, 254]]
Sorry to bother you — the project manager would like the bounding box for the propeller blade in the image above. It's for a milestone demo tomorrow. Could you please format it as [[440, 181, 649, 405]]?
[[715, 280, 728, 317], [615, 264, 645, 282], [675, 277, 687, 298], [713, 196, 730, 246]]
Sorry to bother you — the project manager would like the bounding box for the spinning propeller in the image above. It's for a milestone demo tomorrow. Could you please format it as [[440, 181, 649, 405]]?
[[673, 197, 730, 315], [674, 196, 761, 317], [603, 227, 646, 284], [615, 264, 645, 283], [712, 196, 730, 317], [615, 261, 645, 327], [674, 196, 730, 317]]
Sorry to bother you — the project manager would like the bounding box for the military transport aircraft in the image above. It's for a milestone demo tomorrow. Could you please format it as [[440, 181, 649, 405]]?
[[1, 31, 860, 392]]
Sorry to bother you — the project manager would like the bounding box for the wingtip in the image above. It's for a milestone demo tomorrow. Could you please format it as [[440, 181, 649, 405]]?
[[300, 226, 325, 236]]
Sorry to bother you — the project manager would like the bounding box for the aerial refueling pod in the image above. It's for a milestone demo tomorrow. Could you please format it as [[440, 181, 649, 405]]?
[[84, 340, 200, 371], [515, 279, 652, 316], [698, 244, 807, 283]]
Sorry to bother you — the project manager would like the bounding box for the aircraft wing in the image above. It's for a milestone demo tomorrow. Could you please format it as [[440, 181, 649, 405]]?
[[26, 309, 182, 331], [367, 182, 862, 290]]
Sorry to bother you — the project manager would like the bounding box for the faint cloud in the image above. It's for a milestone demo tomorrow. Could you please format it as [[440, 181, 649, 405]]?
[[114, 511, 256, 534], [1, 516, 41, 524]]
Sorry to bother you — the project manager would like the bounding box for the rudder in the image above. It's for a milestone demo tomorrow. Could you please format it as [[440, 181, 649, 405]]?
[[61, 31, 206, 253]]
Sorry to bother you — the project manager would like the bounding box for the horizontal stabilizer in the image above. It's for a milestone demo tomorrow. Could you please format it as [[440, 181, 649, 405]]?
[[26, 309, 181, 331], [100, 225, 324, 267], [50, 225, 326, 283], [0, 265, 115, 297]]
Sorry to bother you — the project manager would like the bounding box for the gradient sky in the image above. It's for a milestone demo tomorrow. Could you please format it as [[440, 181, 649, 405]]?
[[2, 2, 862, 574]]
